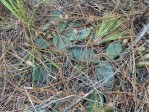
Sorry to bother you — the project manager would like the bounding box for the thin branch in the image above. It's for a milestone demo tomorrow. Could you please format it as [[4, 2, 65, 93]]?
[[135, 21, 149, 44], [25, 89, 38, 112]]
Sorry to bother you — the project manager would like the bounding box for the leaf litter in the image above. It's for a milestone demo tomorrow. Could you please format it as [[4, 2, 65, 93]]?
[[0, 0, 149, 112]]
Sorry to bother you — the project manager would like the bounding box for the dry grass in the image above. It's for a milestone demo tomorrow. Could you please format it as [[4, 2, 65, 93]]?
[[0, 0, 149, 112]]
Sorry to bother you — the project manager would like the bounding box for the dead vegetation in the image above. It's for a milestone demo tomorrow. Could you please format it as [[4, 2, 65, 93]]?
[[0, 0, 149, 112]]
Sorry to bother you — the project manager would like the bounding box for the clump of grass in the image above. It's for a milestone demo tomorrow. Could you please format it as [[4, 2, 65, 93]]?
[[0, 0, 34, 27], [94, 13, 127, 45]]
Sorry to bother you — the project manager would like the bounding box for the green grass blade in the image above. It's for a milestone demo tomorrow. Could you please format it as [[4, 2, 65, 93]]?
[[28, 10, 35, 27], [0, 0, 20, 19], [96, 19, 109, 38], [105, 31, 127, 42], [8, 0, 22, 20], [16, 0, 27, 21], [99, 19, 117, 38]]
